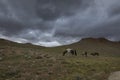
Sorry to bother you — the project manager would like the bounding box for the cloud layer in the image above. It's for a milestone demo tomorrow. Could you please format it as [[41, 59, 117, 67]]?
[[0, 0, 120, 47]]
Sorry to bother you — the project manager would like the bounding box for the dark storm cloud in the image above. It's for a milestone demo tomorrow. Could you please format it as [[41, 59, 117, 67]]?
[[54, 14, 120, 41], [108, 2, 120, 17], [0, 0, 120, 47], [53, 0, 120, 41], [85, 17, 120, 40], [36, 0, 93, 20], [0, 18, 25, 36], [109, 6, 120, 16]]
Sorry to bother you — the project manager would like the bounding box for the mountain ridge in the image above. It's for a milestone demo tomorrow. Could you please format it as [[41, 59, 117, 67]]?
[[0, 37, 120, 47]]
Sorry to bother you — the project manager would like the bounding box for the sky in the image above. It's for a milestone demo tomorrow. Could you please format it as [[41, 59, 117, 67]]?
[[0, 0, 120, 47]]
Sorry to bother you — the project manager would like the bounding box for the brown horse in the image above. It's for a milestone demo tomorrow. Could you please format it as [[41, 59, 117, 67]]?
[[90, 52, 99, 56]]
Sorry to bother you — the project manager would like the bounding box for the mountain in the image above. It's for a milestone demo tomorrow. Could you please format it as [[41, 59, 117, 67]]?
[[0, 38, 120, 56], [0, 38, 44, 49], [51, 37, 120, 56]]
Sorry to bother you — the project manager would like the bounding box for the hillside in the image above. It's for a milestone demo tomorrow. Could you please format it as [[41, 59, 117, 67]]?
[[48, 38, 120, 57], [0, 37, 120, 56], [0, 38, 45, 49], [0, 38, 120, 80]]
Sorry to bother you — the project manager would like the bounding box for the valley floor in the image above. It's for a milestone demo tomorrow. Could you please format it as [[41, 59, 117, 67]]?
[[0, 47, 120, 80]]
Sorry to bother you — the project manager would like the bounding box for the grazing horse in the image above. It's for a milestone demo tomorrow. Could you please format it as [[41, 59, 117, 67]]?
[[81, 51, 88, 57], [63, 48, 77, 56], [90, 52, 99, 56]]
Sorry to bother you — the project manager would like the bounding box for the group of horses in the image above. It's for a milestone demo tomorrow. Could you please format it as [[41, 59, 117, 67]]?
[[63, 48, 99, 57]]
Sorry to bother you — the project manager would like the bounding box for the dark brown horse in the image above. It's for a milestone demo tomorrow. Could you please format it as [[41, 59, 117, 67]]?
[[63, 48, 77, 56], [90, 52, 99, 56]]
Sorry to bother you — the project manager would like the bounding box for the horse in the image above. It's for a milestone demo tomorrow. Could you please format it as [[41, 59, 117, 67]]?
[[63, 48, 77, 56], [90, 52, 99, 56], [81, 51, 88, 57]]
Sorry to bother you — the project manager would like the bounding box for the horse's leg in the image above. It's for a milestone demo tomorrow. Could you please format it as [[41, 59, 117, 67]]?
[[85, 54, 87, 57], [63, 50, 67, 56], [71, 51, 74, 55], [74, 50, 77, 56], [85, 52, 87, 57]]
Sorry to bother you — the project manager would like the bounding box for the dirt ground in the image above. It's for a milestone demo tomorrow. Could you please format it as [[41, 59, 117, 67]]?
[[108, 71, 120, 80]]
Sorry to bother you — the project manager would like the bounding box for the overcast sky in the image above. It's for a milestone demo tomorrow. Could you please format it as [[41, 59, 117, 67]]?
[[0, 0, 120, 47]]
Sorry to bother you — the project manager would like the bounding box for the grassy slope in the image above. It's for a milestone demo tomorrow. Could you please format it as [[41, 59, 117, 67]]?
[[47, 38, 120, 57], [0, 38, 120, 80]]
